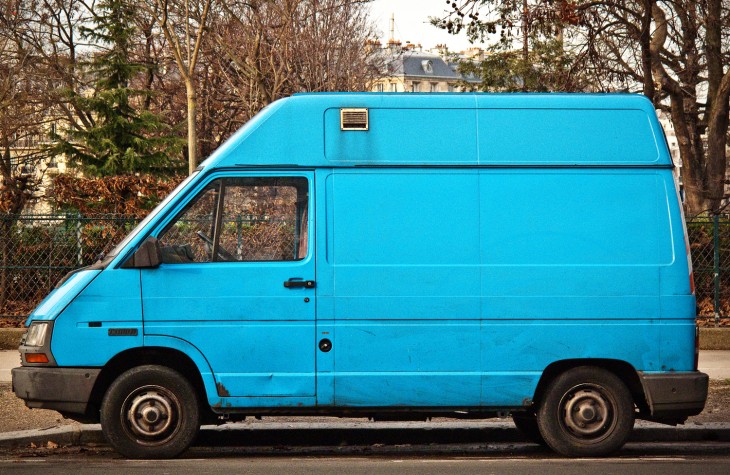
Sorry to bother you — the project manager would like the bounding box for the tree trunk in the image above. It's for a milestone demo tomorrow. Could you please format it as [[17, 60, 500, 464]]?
[[649, 3, 710, 215], [704, 71, 730, 214], [704, 120, 729, 213], [672, 94, 710, 215], [186, 79, 198, 175], [521, 0, 529, 92], [639, 0, 655, 100], [703, 0, 729, 214]]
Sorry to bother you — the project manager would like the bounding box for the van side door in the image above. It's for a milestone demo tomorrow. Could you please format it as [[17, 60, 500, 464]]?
[[328, 169, 482, 407]]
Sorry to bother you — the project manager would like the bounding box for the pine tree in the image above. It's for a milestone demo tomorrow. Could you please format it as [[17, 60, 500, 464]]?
[[50, 0, 183, 176]]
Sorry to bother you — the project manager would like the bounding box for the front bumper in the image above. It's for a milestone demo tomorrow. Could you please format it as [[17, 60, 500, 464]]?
[[12, 366, 101, 415], [639, 371, 709, 421]]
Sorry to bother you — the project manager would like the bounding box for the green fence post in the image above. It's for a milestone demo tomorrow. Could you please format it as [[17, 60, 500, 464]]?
[[714, 213, 720, 327], [48, 223, 54, 292], [76, 213, 83, 266], [237, 215, 243, 259]]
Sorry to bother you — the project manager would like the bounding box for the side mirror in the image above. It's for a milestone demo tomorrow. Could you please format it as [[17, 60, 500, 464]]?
[[121, 237, 162, 269]]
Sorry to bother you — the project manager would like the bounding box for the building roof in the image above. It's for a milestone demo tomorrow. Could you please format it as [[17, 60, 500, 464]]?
[[399, 52, 459, 80], [382, 50, 480, 84]]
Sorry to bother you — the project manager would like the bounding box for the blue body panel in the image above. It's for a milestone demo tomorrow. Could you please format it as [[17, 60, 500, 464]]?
[[29, 270, 100, 322], [27, 93, 695, 412], [51, 268, 143, 366], [200, 93, 671, 168]]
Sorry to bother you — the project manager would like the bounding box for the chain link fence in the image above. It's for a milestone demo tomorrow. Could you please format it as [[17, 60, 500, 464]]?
[[687, 215, 730, 327], [0, 214, 140, 320], [2, 213, 730, 326]]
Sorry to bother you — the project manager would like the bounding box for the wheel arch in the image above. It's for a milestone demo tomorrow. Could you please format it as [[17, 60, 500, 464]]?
[[87, 339, 217, 422], [532, 358, 648, 413]]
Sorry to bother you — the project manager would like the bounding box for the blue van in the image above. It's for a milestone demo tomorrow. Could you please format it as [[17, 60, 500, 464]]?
[[13, 93, 708, 458]]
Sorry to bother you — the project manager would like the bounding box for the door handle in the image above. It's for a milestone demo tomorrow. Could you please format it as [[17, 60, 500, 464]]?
[[283, 279, 316, 289]]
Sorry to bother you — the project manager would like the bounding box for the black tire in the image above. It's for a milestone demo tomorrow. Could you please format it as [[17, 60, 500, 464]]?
[[101, 365, 200, 459], [512, 411, 547, 446], [536, 366, 635, 457]]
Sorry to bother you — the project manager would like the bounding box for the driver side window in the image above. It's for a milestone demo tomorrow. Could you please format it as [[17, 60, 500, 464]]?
[[158, 176, 309, 263]]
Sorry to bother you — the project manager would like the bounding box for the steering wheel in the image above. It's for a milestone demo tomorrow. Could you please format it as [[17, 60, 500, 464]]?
[[196, 230, 214, 246], [196, 230, 236, 261]]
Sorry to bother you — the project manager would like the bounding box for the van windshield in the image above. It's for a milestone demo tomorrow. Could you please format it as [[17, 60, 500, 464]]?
[[106, 171, 201, 259]]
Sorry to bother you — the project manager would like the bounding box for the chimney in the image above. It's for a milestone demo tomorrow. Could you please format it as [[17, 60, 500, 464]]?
[[390, 13, 395, 43]]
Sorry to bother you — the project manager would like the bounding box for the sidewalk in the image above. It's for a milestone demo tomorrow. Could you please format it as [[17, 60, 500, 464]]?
[[699, 351, 730, 379], [0, 352, 18, 384], [2, 351, 729, 383]]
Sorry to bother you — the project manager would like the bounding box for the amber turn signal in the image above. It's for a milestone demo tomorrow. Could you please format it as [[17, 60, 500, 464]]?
[[25, 353, 49, 364]]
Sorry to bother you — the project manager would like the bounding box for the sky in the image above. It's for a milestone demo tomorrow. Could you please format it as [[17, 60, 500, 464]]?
[[368, 0, 489, 52]]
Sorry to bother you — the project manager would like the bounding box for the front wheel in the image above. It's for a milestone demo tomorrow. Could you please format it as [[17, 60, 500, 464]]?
[[101, 365, 200, 459], [536, 366, 635, 457]]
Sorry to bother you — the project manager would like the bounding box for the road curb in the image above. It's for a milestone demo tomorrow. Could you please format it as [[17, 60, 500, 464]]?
[[1, 421, 728, 450], [0, 424, 104, 449], [630, 422, 730, 442], [702, 327, 730, 350]]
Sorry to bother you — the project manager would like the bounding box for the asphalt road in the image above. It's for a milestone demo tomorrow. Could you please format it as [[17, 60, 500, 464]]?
[[0, 443, 729, 474], [2, 351, 729, 383]]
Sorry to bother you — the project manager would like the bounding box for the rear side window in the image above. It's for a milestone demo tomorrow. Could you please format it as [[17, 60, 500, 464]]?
[[158, 177, 308, 263]]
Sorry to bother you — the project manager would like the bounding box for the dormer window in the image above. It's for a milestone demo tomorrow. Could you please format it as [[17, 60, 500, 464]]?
[[421, 60, 433, 74]]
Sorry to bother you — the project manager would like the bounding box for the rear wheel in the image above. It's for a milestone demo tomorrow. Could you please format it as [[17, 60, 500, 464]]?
[[536, 366, 634, 457], [101, 365, 200, 459]]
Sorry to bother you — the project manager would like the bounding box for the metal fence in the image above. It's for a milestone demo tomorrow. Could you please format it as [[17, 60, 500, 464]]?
[[2, 213, 730, 325], [0, 214, 140, 319], [687, 215, 730, 326]]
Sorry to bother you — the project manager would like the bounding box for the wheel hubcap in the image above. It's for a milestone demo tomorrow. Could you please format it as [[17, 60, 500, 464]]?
[[560, 385, 614, 440], [122, 385, 181, 445]]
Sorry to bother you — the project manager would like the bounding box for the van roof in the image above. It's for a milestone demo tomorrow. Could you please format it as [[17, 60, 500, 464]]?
[[200, 93, 671, 169]]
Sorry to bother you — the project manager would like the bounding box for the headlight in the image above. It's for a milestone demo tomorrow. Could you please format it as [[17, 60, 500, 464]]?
[[24, 322, 50, 347]]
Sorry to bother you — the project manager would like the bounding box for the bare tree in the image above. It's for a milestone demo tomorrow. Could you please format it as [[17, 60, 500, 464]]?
[[436, 2, 594, 91], [0, 26, 47, 217], [140, 0, 213, 175], [22, 1, 97, 138], [211, 0, 381, 123], [0, 0, 92, 211], [289, 1, 380, 92], [4, 0, 381, 187], [440, 0, 730, 215], [0, 1, 64, 310], [579, 1, 730, 215]]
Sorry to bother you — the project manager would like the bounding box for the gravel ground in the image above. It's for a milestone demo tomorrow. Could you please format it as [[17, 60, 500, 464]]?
[[0, 383, 83, 433], [2, 380, 729, 433], [693, 379, 730, 423]]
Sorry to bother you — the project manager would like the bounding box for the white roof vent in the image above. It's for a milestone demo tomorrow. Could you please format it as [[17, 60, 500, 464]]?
[[340, 108, 369, 131]]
